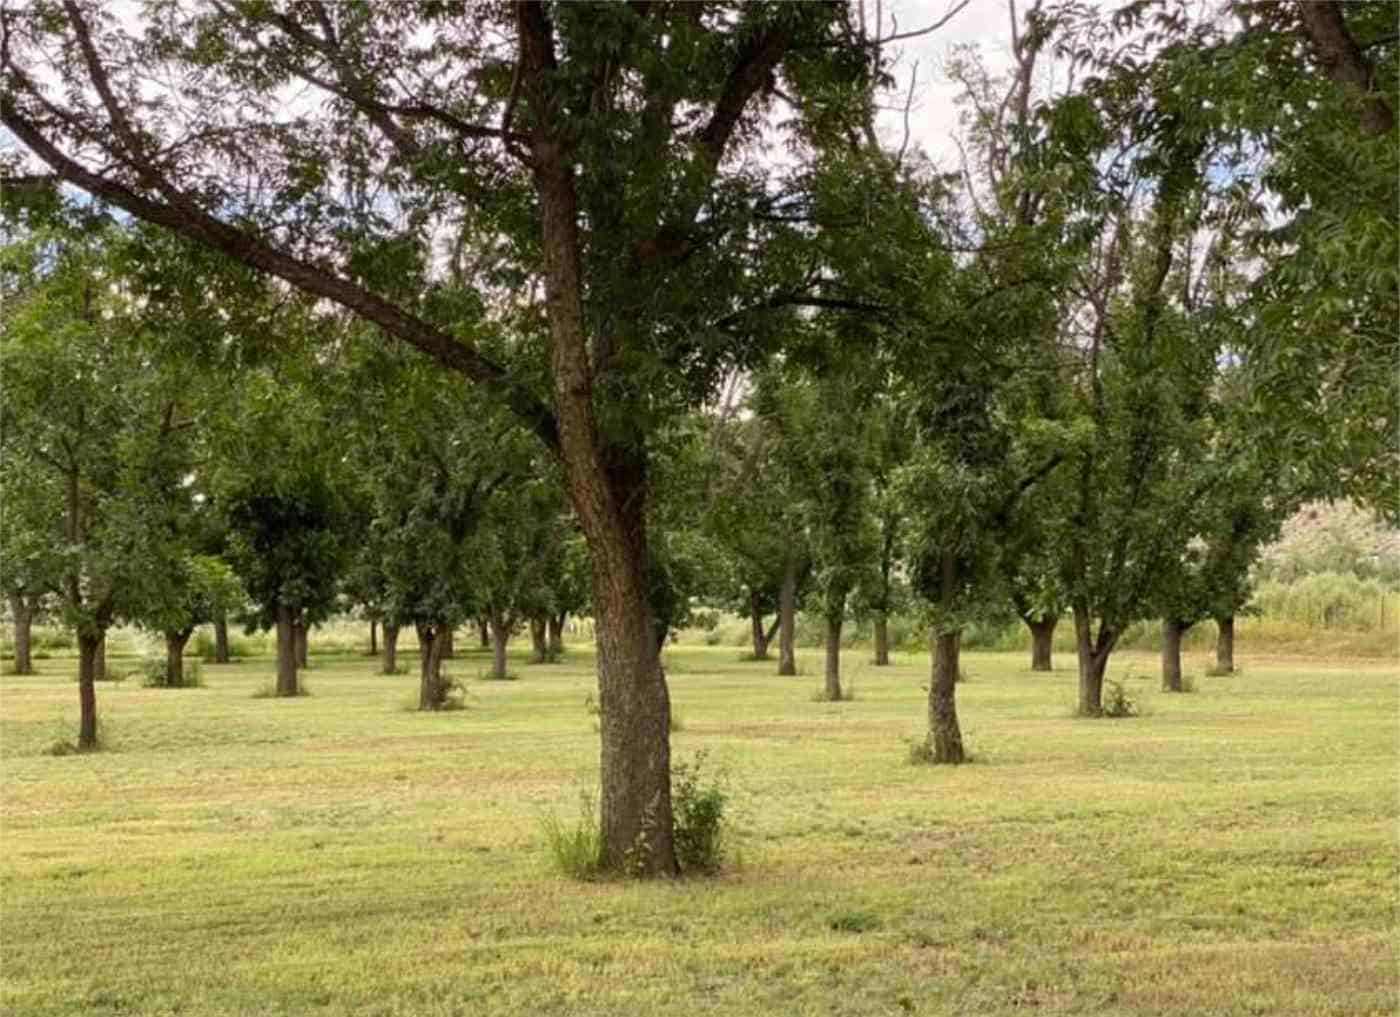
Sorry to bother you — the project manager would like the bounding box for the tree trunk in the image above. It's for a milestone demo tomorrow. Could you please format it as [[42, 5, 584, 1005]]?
[[369, 618, 378, 656], [489, 610, 510, 679], [1161, 618, 1186, 692], [777, 556, 798, 676], [477, 616, 490, 648], [94, 632, 107, 683], [1027, 615, 1057, 672], [417, 625, 445, 710], [873, 612, 890, 666], [1073, 606, 1113, 715], [1215, 614, 1235, 674], [529, 616, 548, 663], [927, 627, 965, 764], [1296, 2, 1396, 137], [748, 590, 771, 660], [77, 629, 101, 750], [547, 612, 566, 661], [439, 626, 454, 659], [164, 629, 192, 687], [275, 604, 298, 696], [823, 614, 844, 701], [382, 623, 400, 675], [9, 593, 34, 675], [293, 618, 308, 668], [213, 613, 230, 663]]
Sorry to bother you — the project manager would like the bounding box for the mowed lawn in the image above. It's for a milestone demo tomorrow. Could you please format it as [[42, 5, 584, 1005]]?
[[2, 644, 1396, 1017]]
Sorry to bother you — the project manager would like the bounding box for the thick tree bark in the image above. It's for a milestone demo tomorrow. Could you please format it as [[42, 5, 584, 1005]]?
[[477, 616, 491, 648], [927, 627, 965, 764], [293, 618, 308, 668], [1215, 614, 1235, 674], [489, 610, 510, 679], [529, 615, 548, 663], [416, 624, 445, 710], [439, 626, 454, 659], [1161, 618, 1187, 692], [213, 613, 230, 663], [547, 612, 566, 661], [94, 632, 106, 683], [1027, 615, 1057, 672], [873, 613, 890, 666], [823, 614, 844, 701], [275, 604, 298, 696], [164, 629, 192, 687], [1073, 606, 1114, 715], [1296, 2, 1396, 136], [382, 622, 400, 675], [777, 556, 799, 676], [369, 618, 378, 656], [8, 593, 34, 675], [77, 630, 101, 750]]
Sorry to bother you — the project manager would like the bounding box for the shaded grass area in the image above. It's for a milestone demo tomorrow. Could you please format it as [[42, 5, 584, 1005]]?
[[2, 645, 1396, 1016]]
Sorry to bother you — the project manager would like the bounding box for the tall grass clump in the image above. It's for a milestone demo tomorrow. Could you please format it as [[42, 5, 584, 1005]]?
[[541, 792, 604, 880]]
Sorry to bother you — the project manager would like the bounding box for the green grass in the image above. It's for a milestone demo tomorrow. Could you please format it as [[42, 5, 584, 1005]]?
[[2, 644, 1397, 1016]]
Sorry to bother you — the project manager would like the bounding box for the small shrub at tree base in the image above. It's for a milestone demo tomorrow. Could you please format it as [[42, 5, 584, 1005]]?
[[1100, 679, 1138, 718], [671, 750, 729, 875], [251, 681, 311, 699], [140, 659, 204, 689], [1162, 673, 1197, 693], [541, 793, 604, 881]]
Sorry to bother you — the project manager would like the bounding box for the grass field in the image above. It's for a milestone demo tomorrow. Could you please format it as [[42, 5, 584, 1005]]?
[[2, 642, 1396, 1016]]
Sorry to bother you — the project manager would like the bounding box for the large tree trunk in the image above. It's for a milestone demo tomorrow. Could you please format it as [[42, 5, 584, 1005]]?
[[275, 604, 298, 696], [1296, 2, 1396, 136], [8, 592, 34, 675], [1073, 606, 1113, 715], [777, 556, 799, 676], [382, 622, 400, 675], [489, 609, 510, 679], [1215, 614, 1235, 674], [164, 629, 192, 687], [873, 612, 890, 666], [416, 624, 446, 710], [213, 613, 230, 663], [529, 615, 548, 664], [369, 618, 378, 656], [927, 627, 965, 764], [77, 629, 101, 750], [439, 626, 454, 659], [293, 618, 308, 668], [1027, 615, 1057, 672], [823, 614, 844, 701], [1161, 618, 1187, 692], [547, 612, 566, 661]]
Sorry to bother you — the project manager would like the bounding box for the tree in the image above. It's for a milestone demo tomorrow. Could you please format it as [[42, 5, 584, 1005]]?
[[1, 1, 937, 873]]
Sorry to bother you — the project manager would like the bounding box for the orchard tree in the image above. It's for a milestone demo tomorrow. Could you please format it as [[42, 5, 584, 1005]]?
[[0, 1, 948, 873]]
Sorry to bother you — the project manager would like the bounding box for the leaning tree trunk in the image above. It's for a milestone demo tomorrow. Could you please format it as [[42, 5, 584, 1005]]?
[[382, 622, 400, 675], [164, 629, 192, 687], [547, 612, 566, 661], [748, 591, 771, 660], [489, 610, 510, 679], [823, 614, 844, 701], [1073, 606, 1113, 715], [416, 625, 445, 710], [777, 556, 799, 676], [369, 618, 378, 656], [1027, 615, 1057, 672], [927, 627, 965, 764], [529, 616, 548, 664], [77, 629, 101, 750], [873, 612, 890, 666], [274, 604, 299, 696], [213, 613, 230, 663], [1215, 614, 1235, 674], [1161, 618, 1188, 692], [8, 593, 34, 675]]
